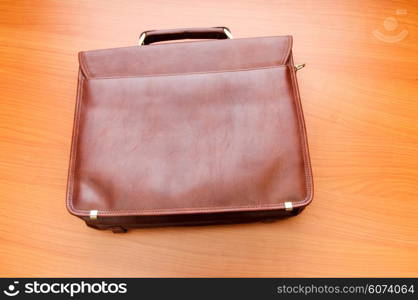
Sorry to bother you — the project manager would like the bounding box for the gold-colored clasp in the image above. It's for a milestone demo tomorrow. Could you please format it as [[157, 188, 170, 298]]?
[[294, 63, 306, 71]]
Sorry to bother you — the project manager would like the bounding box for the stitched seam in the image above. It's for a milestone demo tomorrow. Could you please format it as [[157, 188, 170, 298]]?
[[73, 204, 305, 215], [84, 65, 288, 80], [67, 71, 84, 214], [288, 62, 314, 205]]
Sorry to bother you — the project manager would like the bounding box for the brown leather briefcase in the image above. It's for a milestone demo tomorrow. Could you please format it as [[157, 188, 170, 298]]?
[[67, 27, 313, 232]]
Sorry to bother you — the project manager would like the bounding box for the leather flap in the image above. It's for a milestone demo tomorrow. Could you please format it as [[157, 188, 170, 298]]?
[[78, 36, 292, 79], [67, 65, 313, 217]]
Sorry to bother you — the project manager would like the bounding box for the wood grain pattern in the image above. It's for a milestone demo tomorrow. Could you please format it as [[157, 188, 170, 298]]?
[[0, 0, 417, 277]]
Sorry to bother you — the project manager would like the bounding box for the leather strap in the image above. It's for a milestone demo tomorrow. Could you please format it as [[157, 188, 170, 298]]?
[[141, 27, 231, 45]]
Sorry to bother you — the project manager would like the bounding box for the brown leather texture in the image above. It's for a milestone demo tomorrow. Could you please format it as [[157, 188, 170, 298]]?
[[67, 27, 313, 231]]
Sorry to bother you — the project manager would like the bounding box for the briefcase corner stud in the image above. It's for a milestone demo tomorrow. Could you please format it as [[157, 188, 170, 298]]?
[[89, 210, 98, 220], [284, 202, 293, 212]]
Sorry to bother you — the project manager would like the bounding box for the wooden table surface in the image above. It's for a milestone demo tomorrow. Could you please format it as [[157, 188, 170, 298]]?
[[1, 0, 417, 277]]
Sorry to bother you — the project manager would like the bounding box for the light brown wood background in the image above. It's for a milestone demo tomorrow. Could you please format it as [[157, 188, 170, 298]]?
[[1, 0, 417, 277]]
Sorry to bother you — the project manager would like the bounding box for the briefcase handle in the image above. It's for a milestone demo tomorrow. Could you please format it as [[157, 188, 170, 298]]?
[[138, 27, 233, 45]]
